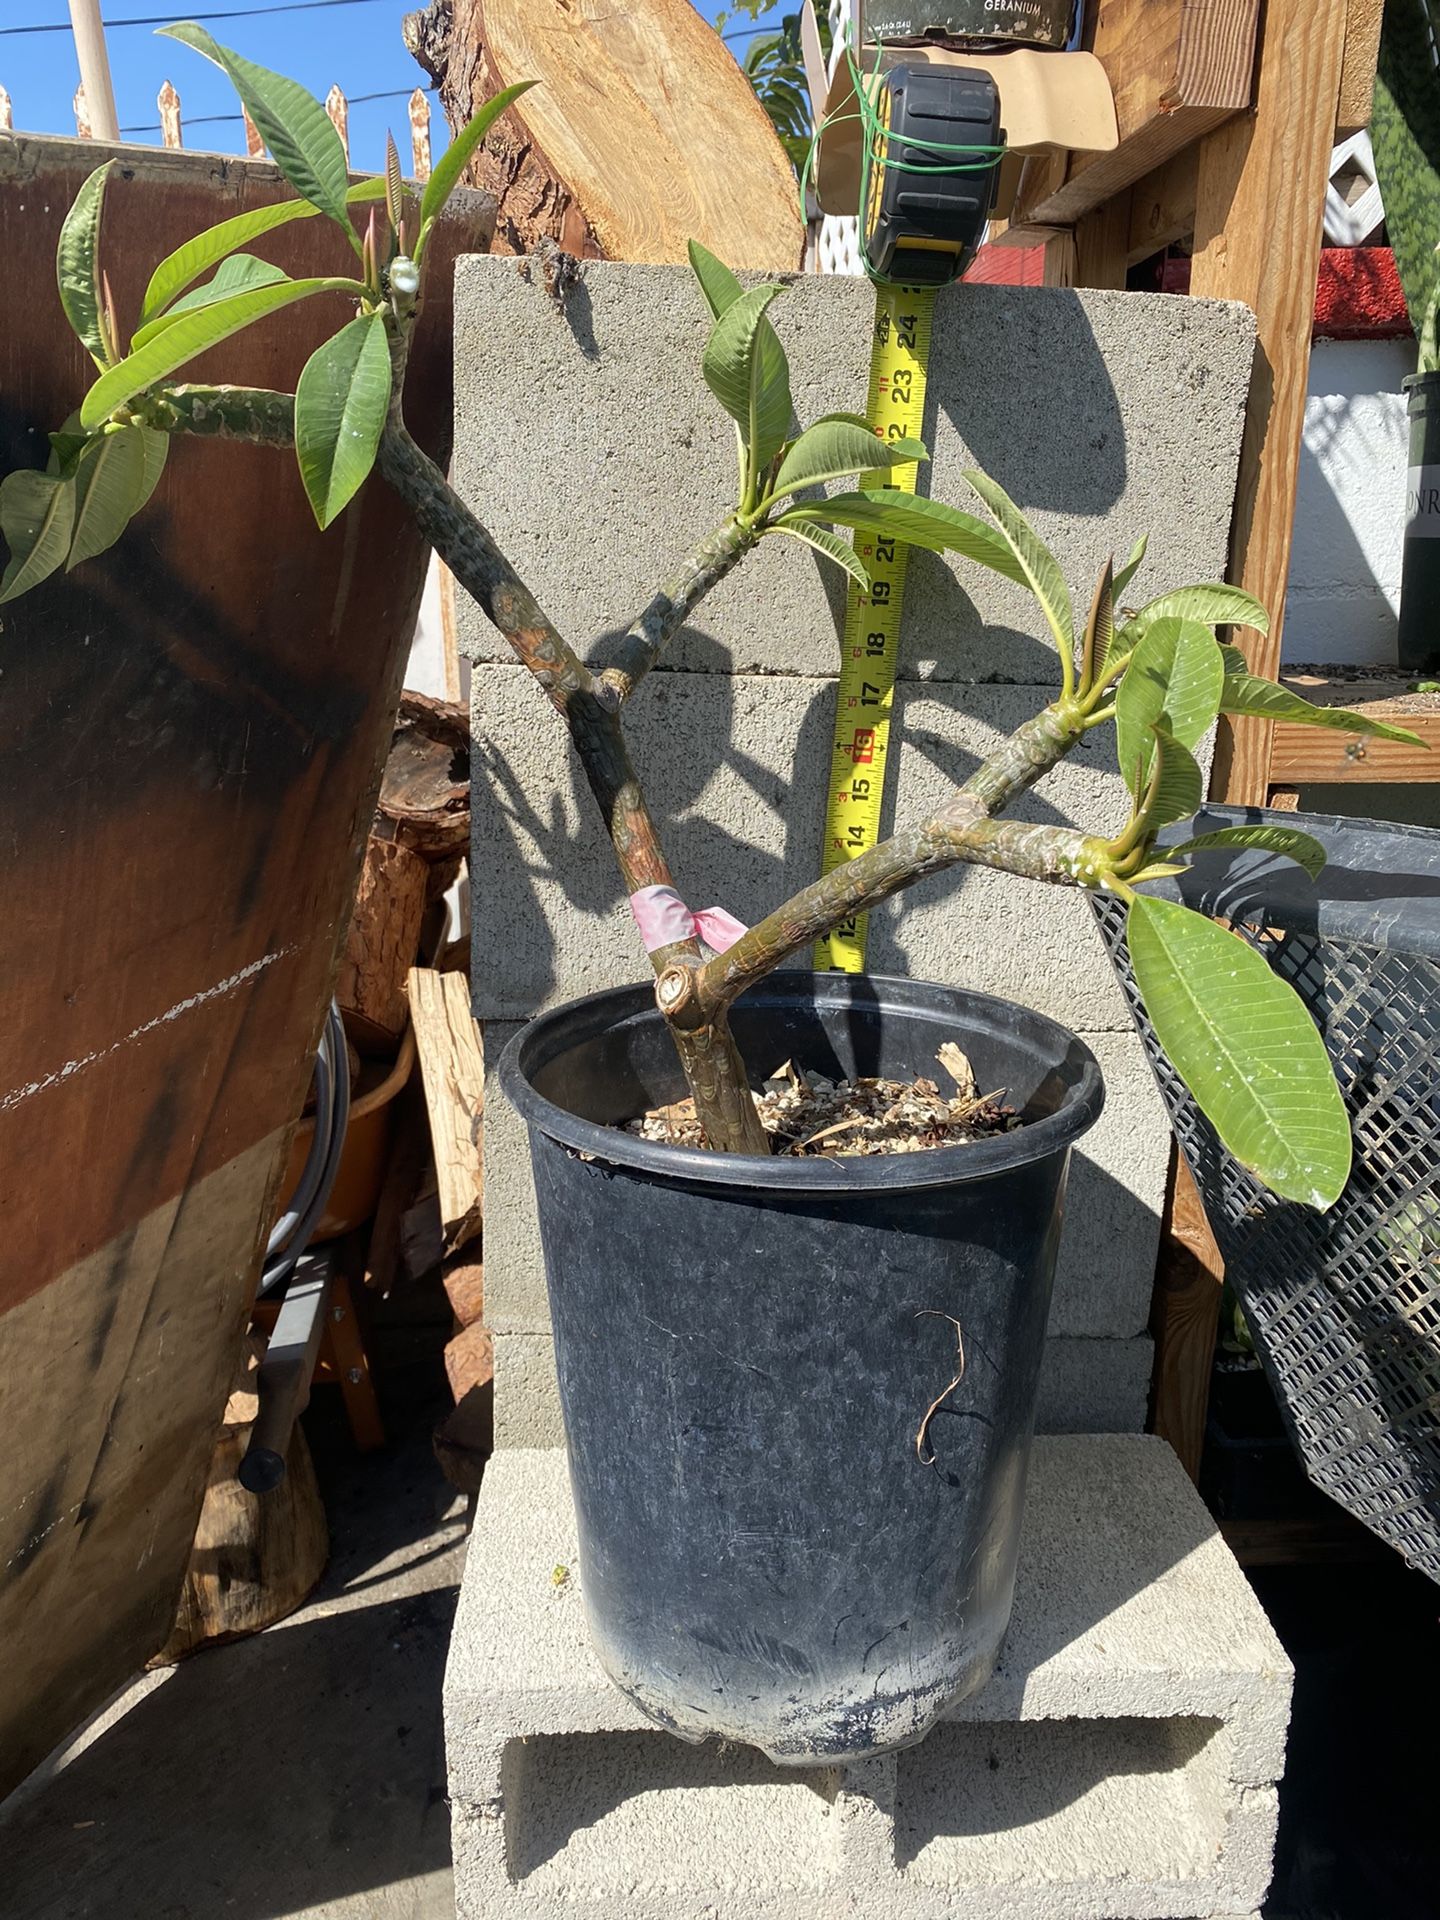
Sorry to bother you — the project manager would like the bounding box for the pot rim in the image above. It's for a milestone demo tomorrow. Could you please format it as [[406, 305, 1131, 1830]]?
[[499, 971, 1105, 1194]]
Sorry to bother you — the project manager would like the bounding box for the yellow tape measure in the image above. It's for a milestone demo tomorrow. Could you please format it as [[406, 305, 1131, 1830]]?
[[814, 283, 936, 973]]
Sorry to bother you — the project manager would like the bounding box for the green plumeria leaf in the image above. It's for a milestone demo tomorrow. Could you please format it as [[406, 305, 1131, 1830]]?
[[1171, 824, 1328, 880], [136, 426, 170, 512], [293, 309, 391, 528], [57, 162, 114, 367], [160, 24, 352, 233], [687, 238, 745, 318], [689, 242, 792, 483], [1145, 723, 1204, 828], [1129, 583, 1270, 636], [132, 254, 290, 348], [963, 467, 1074, 661], [1115, 616, 1223, 796], [1219, 642, 1248, 676], [417, 81, 538, 255], [0, 469, 77, 602], [787, 490, 1027, 583], [1219, 668, 1426, 747], [47, 412, 90, 477], [140, 197, 331, 324], [702, 281, 793, 477], [80, 277, 364, 429], [1129, 861, 1190, 883], [1083, 559, 1115, 688], [767, 520, 873, 592], [1111, 532, 1148, 605], [1127, 894, 1351, 1208], [67, 426, 151, 569], [770, 415, 926, 499]]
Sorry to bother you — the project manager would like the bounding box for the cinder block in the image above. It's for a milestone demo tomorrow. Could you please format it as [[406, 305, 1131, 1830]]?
[[444, 1437, 1290, 1920], [489, 1330, 1154, 1450], [452, 262, 1255, 687]]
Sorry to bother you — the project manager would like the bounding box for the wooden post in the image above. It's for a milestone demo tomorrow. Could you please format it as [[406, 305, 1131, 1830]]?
[[158, 79, 183, 151], [242, 106, 265, 158], [0, 87, 12, 133], [1190, 0, 1349, 805], [67, 0, 119, 142], [326, 84, 350, 162], [72, 84, 91, 141], [409, 87, 432, 182]]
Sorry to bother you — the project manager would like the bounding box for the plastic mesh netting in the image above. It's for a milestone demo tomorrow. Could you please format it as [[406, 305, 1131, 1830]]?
[[1093, 808, 1440, 1581]]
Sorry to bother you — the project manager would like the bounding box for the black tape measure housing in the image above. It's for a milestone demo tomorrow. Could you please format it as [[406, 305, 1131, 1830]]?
[[860, 65, 1004, 287]]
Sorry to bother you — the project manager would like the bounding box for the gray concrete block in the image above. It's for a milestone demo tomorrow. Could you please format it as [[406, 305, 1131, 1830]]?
[[471, 666, 1141, 1027], [491, 1333, 565, 1450], [490, 1330, 1154, 1450], [444, 1438, 1290, 1919], [452, 262, 1256, 687], [1036, 1335, 1153, 1435]]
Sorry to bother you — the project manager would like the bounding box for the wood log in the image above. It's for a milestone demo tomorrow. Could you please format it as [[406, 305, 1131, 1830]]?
[[151, 1341, 328, 1664], [444, 1257, 486, 1329], [408, 967, 486, 1252], [336, 834, 431, 1049], [445, 1319, 495, 1402], [403, 0, 803, 268], [380, 689, 472, 863]]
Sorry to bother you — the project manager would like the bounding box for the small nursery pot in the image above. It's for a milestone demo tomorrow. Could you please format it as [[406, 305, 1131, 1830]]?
[[500, 972, 1103, 1763]]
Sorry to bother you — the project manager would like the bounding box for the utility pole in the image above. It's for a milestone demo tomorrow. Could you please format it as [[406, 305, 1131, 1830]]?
[[68, 0, 120, 143]]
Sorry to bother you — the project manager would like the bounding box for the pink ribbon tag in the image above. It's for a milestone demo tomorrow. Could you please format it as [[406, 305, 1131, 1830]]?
[[629, 885, 748, 956]]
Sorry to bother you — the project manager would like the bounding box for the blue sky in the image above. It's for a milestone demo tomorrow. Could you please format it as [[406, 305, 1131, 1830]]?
[[0, 0, 767, 176]]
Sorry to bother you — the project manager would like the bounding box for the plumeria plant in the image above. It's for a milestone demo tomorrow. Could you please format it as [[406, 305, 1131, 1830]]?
[[4, 29, 1425, 1208]]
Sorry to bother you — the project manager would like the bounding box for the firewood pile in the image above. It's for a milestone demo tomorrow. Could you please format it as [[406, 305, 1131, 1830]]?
[[315, 687, 491, 1490]]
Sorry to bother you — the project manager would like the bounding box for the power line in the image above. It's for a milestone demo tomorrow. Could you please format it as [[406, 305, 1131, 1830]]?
[[1, 0, 398, 38]]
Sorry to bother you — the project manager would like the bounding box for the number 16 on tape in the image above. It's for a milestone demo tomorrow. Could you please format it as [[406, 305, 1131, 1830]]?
[[813, 286, 934, 974]]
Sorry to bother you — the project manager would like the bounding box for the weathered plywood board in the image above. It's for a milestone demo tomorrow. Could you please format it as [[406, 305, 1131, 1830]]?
[[0, 133, 491, 1793]]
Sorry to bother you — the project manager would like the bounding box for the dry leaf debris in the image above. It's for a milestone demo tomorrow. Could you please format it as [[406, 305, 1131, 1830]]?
[[624, 1045, 1018, 1157]]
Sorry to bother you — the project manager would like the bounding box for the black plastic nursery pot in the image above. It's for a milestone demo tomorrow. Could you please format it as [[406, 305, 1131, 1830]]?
[[500, 971, 1103, 1763]]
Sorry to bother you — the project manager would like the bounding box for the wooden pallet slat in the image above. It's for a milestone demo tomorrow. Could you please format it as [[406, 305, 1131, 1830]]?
[[1004, 0, 1263, 237]]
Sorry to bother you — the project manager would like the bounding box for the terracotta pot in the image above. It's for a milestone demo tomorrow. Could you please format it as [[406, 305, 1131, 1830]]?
[[277, 1024, 417, 1240]]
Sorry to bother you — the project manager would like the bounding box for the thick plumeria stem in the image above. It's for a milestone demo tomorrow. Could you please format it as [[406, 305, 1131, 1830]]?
[[137, 384, 297, 445], [376, 408, 767, 1151], [959, 700, 1087, 810], [596, 517, 756, 706]]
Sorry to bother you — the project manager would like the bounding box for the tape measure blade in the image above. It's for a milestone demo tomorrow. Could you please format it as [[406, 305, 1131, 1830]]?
[[814, 285, 935, 975]]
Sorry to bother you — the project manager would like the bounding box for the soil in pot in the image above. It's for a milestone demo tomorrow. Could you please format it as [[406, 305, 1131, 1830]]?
[[625, 1042, 1021, 1157], [502, 972, 1103, 1765]]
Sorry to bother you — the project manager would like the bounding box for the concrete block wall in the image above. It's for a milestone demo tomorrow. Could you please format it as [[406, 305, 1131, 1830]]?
[[455, 260, 1256, 1442]]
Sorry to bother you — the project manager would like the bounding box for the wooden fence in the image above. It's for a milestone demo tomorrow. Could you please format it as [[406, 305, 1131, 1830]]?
[[0, 78, 433, 179]]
